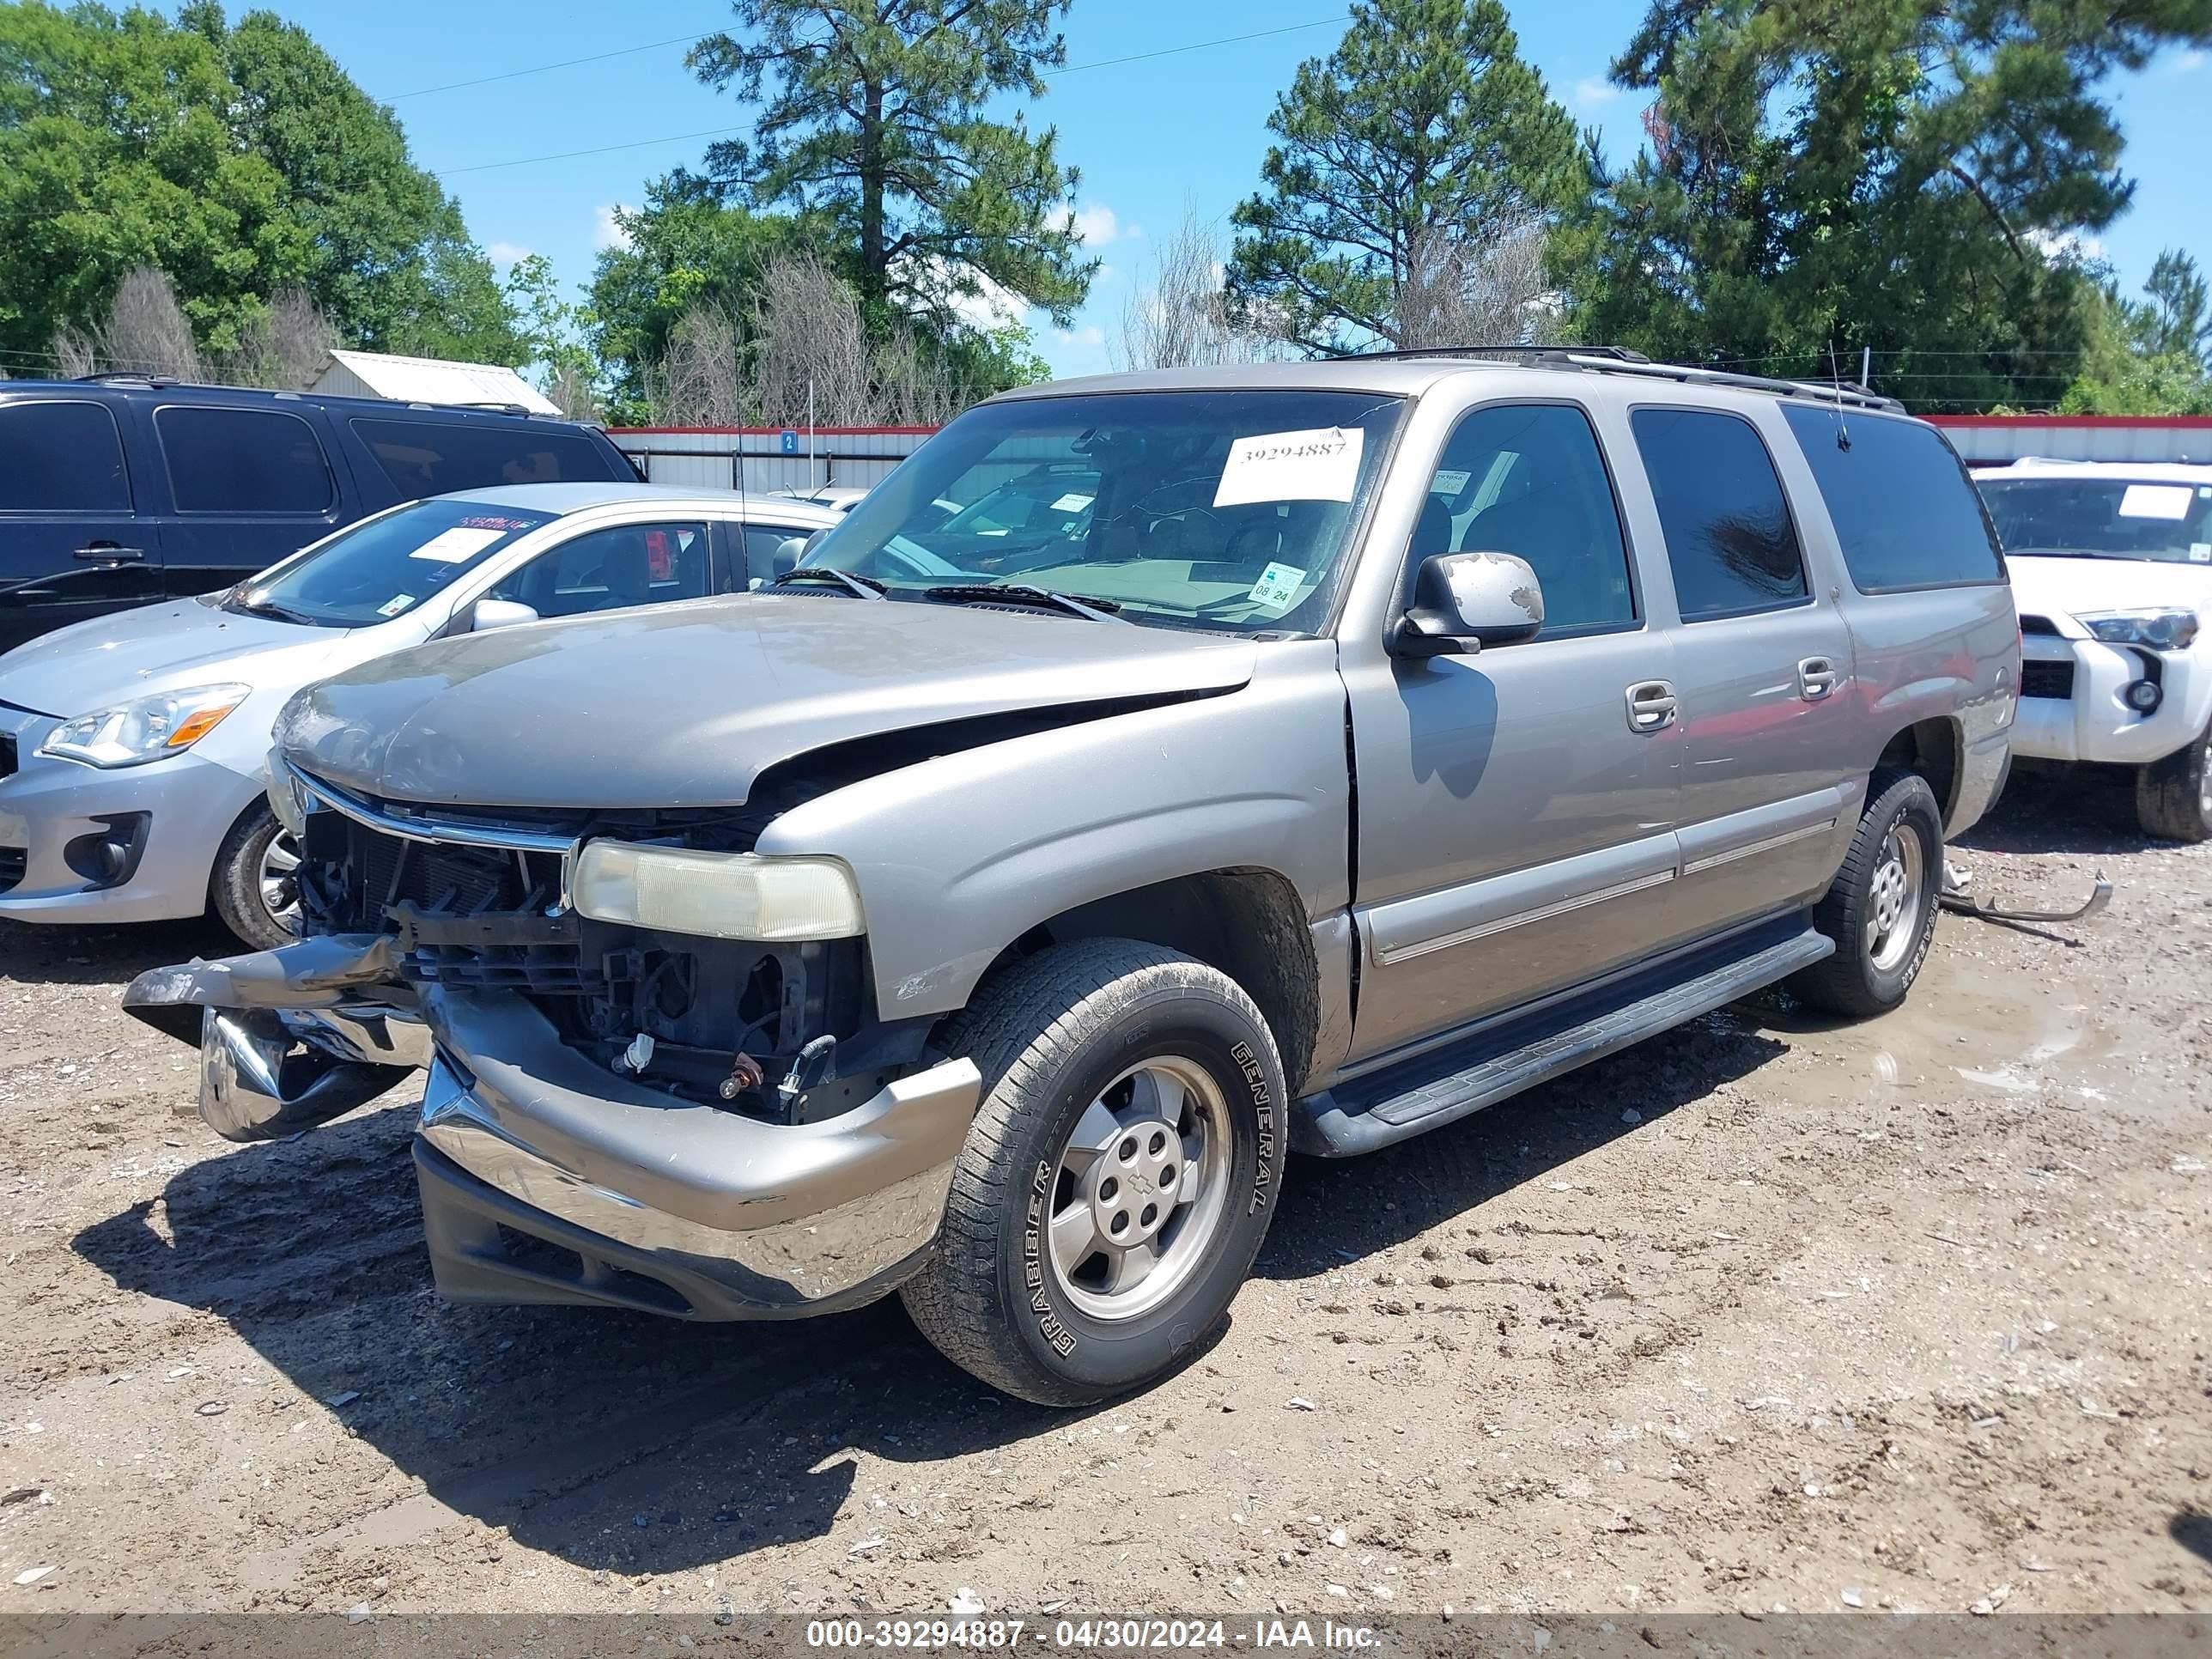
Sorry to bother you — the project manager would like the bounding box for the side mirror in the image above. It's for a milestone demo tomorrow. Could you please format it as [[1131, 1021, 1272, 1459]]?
[[1389, 552, 1544, 659], [772, 536, 808, 577], [470, 598, 540, 634]]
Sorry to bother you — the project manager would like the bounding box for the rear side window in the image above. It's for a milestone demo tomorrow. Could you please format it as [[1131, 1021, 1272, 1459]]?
[[350, 418, 622, 496], [0, 400, 131, 511], [1630, 408, 1808, 621], [1781, 405, 2003, 591], [156, 406, 334, 514]]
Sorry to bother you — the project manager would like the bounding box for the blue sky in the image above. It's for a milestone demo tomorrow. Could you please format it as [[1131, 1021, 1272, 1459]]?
[[258, 0, 2211, 382]]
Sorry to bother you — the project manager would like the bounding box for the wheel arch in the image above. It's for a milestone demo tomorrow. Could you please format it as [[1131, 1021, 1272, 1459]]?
[[1874, 715, 1963, 826]]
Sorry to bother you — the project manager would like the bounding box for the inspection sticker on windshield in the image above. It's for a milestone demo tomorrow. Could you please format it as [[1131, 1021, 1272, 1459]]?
[[410, 526, 510, 563], [1249, 562, 1306, 610], [1214, 427, 1364, 507], [2118, 483, 2192, 520], [377, 593, 412, 617], [2192, 543, 2212, 563]]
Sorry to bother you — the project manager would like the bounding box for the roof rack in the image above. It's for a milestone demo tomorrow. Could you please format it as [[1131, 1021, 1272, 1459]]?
[[1349, 343, 1905, 414], [74, 370, 176, 387]]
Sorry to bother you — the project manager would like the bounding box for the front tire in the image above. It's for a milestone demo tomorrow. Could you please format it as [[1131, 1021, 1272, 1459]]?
[[2135, 718, 2212, 842], [1790, 771, 1943, 1018], [900, 940, 1288, 1407], [210, 802, 302, 951]]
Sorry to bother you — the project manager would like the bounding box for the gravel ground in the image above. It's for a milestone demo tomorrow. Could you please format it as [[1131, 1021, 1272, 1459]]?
[[1, 770, 2207, 1621]]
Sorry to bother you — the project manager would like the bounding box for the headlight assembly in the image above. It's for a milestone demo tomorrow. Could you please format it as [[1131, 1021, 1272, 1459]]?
[[36, 684, 251, 769], [569, 842, 864, 941], [2076, 608, 2201, 651]]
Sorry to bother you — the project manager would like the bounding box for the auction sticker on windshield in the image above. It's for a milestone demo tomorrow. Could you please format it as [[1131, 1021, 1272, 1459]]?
[[2118, 483, 2193, 520], [410, 526, 512, 563], [1249, 562, 1305, 610], [1214, 427, 1364, 507]]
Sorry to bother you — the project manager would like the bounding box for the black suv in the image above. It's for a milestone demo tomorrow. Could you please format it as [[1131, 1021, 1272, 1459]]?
[[0, 377, 640, 652]]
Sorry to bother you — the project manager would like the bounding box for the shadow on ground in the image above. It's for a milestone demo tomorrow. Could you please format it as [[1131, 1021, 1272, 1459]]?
[[68, 998, 1782, 1578]]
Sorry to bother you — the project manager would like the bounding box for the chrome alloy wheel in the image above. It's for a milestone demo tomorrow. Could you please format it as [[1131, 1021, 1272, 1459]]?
[[1045, 1057, 1231, 1322], [259, 831, 303, 936], [1865, 823, 1924, 973]]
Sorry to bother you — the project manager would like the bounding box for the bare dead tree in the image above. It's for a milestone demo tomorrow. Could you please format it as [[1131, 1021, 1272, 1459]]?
[[222, 286, 338, 390], [1116, 210, 1292, 370], [1394, 218, 1556, 350], [647, 304, 748, 427], [544, 362, 605, 422], [51, 329, 98, 379], [89, 266, 204, 379], [749, 251, 872, 427]]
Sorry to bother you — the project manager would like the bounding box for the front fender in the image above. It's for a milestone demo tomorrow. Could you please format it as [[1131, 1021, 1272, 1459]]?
[[756, 641, 1351, 1019]]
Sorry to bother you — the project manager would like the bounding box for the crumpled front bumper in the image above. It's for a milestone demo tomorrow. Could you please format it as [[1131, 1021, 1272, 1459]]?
[[121, 936, 981, 1317]]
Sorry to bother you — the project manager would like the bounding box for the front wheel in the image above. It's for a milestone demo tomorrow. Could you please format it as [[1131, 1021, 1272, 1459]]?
[[1790, 771, 1943, 1018], [2135, 717, 2212, 842], [210, 801, 302, 951], [900, 940, 1288, 1406]]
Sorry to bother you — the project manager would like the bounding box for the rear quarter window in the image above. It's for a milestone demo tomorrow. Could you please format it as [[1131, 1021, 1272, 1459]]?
[[1780, 404, 2004, 592], [0, 400, 131, 512], [350, 418, 625, 496]]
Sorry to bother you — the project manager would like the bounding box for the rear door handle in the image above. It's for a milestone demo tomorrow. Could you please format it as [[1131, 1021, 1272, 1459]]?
[[73, 542, 145, 562], [1798, 655, 1841, 701], [1625, 680, 1678, 732]]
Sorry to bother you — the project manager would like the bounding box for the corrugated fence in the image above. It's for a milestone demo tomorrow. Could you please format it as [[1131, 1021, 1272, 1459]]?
[[608, 426, 937, 494]]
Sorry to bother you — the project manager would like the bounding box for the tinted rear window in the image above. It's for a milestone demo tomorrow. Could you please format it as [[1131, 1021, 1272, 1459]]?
[[1629, 408, 1808, 621], [1782, 405, 2003, 591], [0, 400, 131, 511], [350, 418, 623, 496], [156, 405, 335, 514]]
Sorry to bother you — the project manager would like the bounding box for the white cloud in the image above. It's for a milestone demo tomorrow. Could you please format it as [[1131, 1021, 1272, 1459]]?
[[2025, 227, 2106, 265], [485, 240, 533, 267], [592, 204, 635, 252], [1573, 76, 1622, 109], [1054, 324, 1106, 348], [1072, 203, 1127, 246], [2175, 47, 2205, 71]]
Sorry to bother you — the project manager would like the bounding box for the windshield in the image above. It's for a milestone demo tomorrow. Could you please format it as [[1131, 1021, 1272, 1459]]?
[[233, 499, 556, 626], [1979, 477, 2212, 565], [799, 388, 1405, 632]]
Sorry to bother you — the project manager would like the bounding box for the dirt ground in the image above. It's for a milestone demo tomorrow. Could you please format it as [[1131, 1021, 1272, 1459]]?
[[2, 769, 2208, 1623]]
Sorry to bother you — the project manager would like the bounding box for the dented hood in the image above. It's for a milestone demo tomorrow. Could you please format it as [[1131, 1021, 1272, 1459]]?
[[277, 592, 1257, 809]]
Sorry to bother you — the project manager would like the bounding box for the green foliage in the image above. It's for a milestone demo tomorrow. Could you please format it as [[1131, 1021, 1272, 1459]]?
[[1555, 0, 2212, 411], [1225, 0, 1585, 354], [585, 172, 809, 411], [2059, 255, 2212, 414], [688, 0, 1094, 328], [0, 1, 518, 367]]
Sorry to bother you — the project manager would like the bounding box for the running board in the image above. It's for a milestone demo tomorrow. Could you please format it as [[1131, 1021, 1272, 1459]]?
[[1296, 922, 1834, 1158]]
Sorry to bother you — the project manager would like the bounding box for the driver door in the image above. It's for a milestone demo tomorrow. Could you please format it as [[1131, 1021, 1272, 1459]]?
[[1340, 399, 1685, 1060]]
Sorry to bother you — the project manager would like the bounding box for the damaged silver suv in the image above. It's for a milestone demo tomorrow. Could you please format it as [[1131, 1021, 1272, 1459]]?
[[125, 350, 2018, 1405]]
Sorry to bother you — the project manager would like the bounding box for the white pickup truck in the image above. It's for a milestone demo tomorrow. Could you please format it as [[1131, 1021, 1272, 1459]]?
[[1979, 459, 2212, 841]]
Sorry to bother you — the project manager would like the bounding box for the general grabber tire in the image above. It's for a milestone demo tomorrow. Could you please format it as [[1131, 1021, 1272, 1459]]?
[[2134, 716, 2212, 842], [1789, 770, 1944, 1019], [899, 939, 1289, 1407]]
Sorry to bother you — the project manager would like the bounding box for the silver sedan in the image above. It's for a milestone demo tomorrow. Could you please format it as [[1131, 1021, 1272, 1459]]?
[[0, 483, 839, 946]]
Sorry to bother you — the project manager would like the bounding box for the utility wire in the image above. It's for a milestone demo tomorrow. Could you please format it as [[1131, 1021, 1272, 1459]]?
[[422, 15, 1348, 177], [387, 27, 727, 100]]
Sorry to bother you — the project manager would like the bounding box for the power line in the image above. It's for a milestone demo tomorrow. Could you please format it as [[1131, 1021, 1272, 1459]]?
[[422, 15, 1351, 178], [386, 26, 726, 100]]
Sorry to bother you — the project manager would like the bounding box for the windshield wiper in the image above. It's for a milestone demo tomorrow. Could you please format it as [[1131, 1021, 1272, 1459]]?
[[772, 567, 886, 599], [921, 583, 1125, 622], [226, 589, 318, 625]]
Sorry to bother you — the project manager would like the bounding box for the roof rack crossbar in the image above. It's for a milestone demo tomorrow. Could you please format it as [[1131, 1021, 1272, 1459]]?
[[1348, 343, 1652, 365]]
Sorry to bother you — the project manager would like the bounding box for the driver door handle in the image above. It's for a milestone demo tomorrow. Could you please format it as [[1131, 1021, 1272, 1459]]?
[[1798, 655, 1841, 701], [1625, 680, 1678, 733], [73, 541, 145, 562]]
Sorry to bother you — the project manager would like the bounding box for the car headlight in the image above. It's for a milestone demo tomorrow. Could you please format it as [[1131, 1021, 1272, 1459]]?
[[35, 684, 252, 769], [569, 842, 864, 941], [2076, 608, 2201, 651], [264, 750, 309, 836]]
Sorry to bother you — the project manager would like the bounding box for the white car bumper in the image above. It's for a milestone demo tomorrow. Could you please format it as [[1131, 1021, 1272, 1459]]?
[[2011, 635, 2207, 765]]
